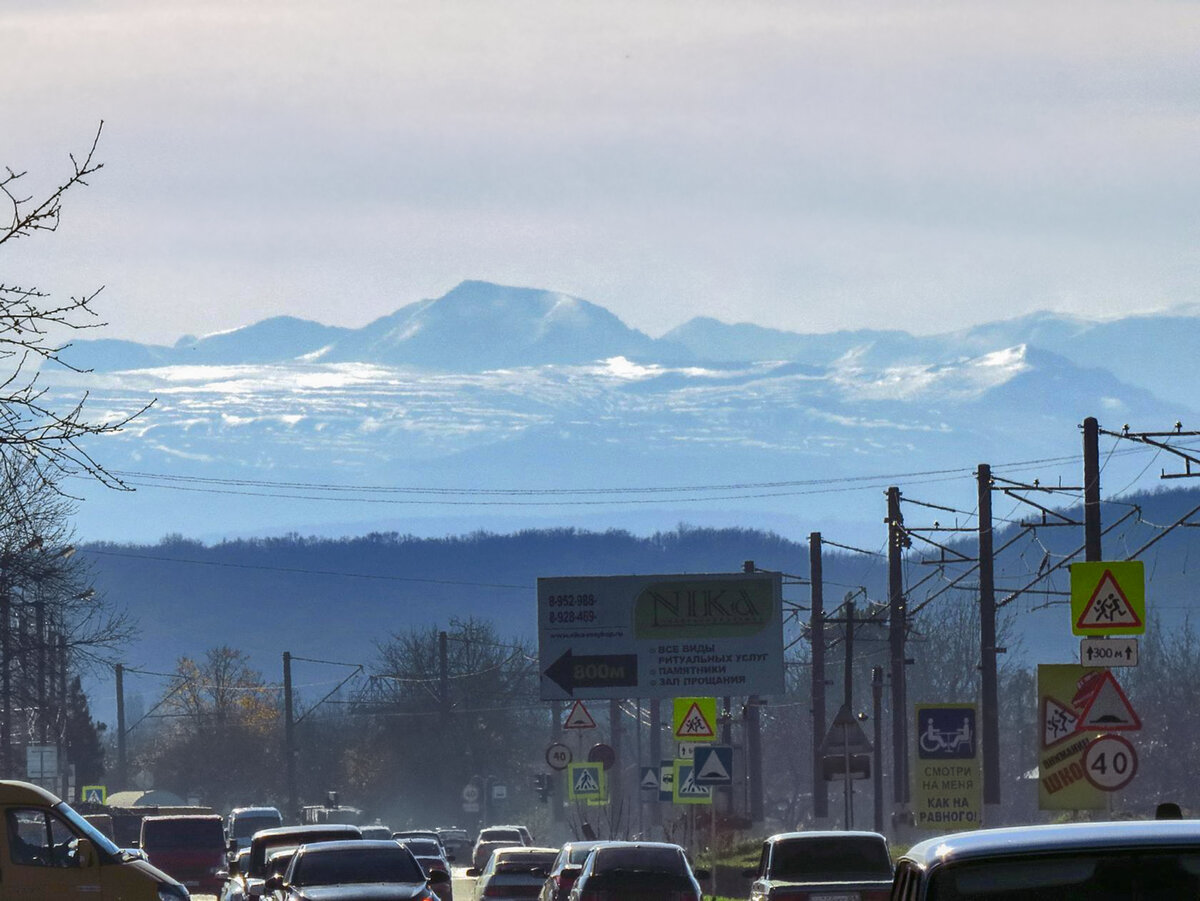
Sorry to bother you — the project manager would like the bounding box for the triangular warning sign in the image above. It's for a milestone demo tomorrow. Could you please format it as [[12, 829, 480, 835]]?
[[1076, 570, 1143, 631], [573, 768, 599, 793], [677, 767, 710, 796], [1042, 696, 1079, 748], [1077, 671, 1141, 731], [640, 767, 659, 790], [675, 702, 715, 739], [696, 751, 730, 782], [564, 700, 596, 730]]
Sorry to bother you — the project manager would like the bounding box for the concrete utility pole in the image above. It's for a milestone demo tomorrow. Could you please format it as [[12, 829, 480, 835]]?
[[115, 664, 127, 791], [977, 464, 1000, 807], [1083, 417, 1102, 561], [743, 560, 764, 823], [283, 651, 297, 820], [649, 699, 662, 828], [810, 532, 828, 819], [871, 666, 884, 832], [887, 487, 909, 806]]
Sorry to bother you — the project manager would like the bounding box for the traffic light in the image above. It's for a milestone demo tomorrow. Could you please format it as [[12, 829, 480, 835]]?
[[535, 774, 551, 802]]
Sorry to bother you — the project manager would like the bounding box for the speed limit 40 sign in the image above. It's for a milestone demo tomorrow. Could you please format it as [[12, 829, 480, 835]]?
[[1083, 734, 1138, 792], [545, 742, 572, 771]]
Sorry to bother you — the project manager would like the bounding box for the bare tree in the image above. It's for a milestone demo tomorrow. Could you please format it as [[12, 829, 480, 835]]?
[[1, 123, 151, 489]]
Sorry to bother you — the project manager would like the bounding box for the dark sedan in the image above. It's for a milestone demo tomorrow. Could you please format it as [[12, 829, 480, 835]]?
[[266, 840, 449, 901], [566, 842, 707, 901]]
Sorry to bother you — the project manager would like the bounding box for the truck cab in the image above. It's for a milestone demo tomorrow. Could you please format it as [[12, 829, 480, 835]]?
[[0, 780, 189, 900]]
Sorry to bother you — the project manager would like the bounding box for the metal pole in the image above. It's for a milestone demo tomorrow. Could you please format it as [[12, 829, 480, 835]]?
[[1, 582, 9, 777], [284, 651, 297, 820], [1083, 417, 1103, 561], [842, 721, 852, 829], [810, 532, 828, 820], [978, 464, 1000, 809], [744, 560, 764, 824], [650, 699, 662, 830], [844, 600, 855, 709]]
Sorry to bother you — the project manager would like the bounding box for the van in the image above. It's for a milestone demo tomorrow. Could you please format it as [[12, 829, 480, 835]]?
[[227, 806, 283, 852], [0, 779, 187, 899], [139, 813, 226, 894]]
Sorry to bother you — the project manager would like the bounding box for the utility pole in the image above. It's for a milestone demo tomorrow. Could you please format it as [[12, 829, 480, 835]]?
[[115, 664, 127, 791], [871, 666, 884, 832], [438, 631, 449, 717], [609, 699, 622, 816], [743, 560, 764, 824], [283, 651, 297, 821], [1, 582, 9, 777], [843, 599, 856, 708], [649, 698, 662, 829], [887, 487, 909, 806], [810, 533, 828, 820], [977, 464, 1000, 808], [1083, 417, 1102, 561]]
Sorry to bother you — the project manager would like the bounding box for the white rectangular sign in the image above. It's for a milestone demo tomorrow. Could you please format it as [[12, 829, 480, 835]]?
[[538, 572, 784, 699], [1080, 637, 1139, 667]]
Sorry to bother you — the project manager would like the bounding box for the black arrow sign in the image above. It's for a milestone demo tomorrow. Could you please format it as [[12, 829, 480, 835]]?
[[543, 649, 638, 696]]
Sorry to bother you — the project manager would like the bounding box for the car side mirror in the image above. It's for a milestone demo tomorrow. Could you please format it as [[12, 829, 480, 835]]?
[[693, 868, 711, 881], [228, 838, 239, 855], [75, 838, 98, 869], [465, 867, 480, 878], [429, 869, 451, 885], [264, 874, 284, 892]]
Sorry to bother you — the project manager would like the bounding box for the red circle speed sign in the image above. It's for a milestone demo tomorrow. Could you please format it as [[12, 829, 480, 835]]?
[[1083, 734, 1138, 791]]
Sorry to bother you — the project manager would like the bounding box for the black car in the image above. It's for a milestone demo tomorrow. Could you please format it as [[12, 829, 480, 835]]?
[[566, 841, 707, 901], [266, 839, 449, 901], [221, 823, 362, 901]]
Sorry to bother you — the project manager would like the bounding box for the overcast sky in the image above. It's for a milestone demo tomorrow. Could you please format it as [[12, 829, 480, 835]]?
[[4, 0, 1198, 344]]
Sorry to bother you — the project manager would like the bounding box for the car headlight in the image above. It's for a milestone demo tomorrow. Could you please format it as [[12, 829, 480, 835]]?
[[158, 884, 190, 901]]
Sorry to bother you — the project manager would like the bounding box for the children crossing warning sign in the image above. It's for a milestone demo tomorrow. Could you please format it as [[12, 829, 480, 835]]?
[[1070, 561, 1145, 636], [673, 697, 717, 740]]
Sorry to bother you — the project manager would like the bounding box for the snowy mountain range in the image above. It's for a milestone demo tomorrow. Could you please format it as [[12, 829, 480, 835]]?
[[46, 281, 1197, 543]]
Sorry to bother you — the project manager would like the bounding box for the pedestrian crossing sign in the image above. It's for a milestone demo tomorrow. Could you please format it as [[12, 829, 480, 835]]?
[[81, 785, 106, 805], [672, 760, 713, 805], [567, 762, 604, 800]]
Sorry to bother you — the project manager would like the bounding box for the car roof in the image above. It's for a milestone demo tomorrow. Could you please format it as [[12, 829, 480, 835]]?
[[766, 830, 887, 846], [901, 820, 1200, 871], [231, 806, 281, 816], [496, 846, 558, 857], [253, 824, 362, 842], [299, 839, 411, 853]]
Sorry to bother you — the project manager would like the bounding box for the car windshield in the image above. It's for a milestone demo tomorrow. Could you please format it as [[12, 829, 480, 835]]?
[[401, 839, 442, 856], [292, 847, 425, 886], [770, 837, 892, 880], [496, 851, 556, 873], [593, 846, 684, 875], [928, 851, 1200, 899], [233, 814, 281, 839]]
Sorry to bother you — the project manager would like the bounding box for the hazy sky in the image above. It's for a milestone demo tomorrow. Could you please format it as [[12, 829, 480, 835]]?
[[4, 0, 1198, 344]]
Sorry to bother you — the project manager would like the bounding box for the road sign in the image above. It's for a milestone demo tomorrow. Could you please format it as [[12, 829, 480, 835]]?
[[1083, 734, 1138, 791], [672, 760, 713, 804], [1075, 670, 1140, 731], [462, 783, 479, 803], [462, 802, 480, 813], [659, 759, 675, 802], [1038, 664, 1107, 811], [1081, 637, 1139, 667], [538, 573, 784, 699], [563, 700, 596, 730], [818, 703, 872, 756], [587, 743, 616, 771], [491, 783, 507, 801], [1070, 561, 1145, 636], [676, 742, 700, 760], [913, 704, 981, 831], [693, 745, 733, 785], [545, 742, 572, 770], [639, 767, 660, 791], [673, 698, 717, 741], [568, 762, 604, 800], [81, 785, 106, 805], [25, 744, 57, 780]]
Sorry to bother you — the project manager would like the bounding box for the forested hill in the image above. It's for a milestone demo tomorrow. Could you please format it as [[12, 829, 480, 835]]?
[[81, 485, 1200, 700]]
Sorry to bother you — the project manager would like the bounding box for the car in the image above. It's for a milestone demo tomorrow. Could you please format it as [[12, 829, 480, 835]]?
[[265, 838, 449, 901], [891, 819, 1200, 899], [220, 823, 362, 901], [437, 827, 473, 861], [397, 837, 456, 901], [468, 846, 558, 901], [566, 841, 708, 901], [744, 830, 893, 901], [471, 826, 527, 870], [360, 824, 394, 840], [139, 812, 228, 895], [227, 807, 284, 853], [539, 840, 609, 901]]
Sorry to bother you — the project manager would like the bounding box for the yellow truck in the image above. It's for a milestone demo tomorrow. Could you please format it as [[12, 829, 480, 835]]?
[[0, 780, 189, 899]]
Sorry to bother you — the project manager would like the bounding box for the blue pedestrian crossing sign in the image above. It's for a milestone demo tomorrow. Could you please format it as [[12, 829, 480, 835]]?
[[568, 762, 604, 800], [81, 785, 106, 804], [693, 745, 733, 785]]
